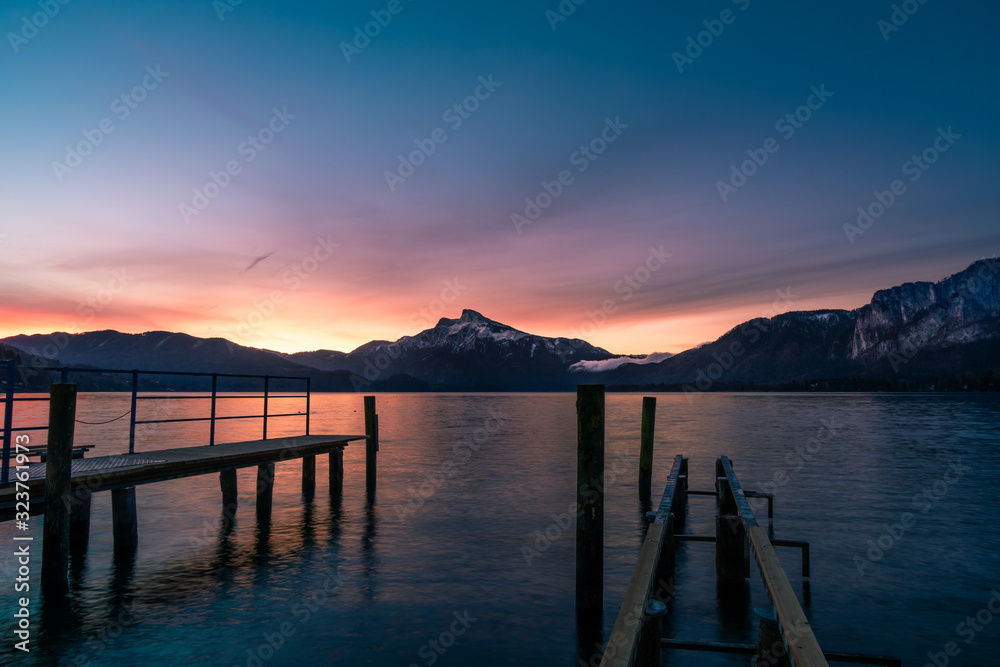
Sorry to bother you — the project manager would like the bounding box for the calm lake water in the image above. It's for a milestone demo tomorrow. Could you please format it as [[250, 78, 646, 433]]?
[[1, 392, 998, 666]]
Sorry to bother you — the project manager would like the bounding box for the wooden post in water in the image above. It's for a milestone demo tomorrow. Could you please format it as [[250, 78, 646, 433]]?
[[576, 384, 605, 617], [755, 605, 790, 667], [42, 383, 76, 595], [302, 455, 316, 498], [638, 599, 667, 666], [69, 491, 92, 553], [638, 397, 656, 502], [256, 463, 275, 521], [364, 396, 377, 495], [220, 468, 238, 528], [329, 449, 344, 499], [715, 514, 746, 585], [716, 458, 737, 515], [111, 487, 139, 557], [675, 457, 689, 530], [656, 513, 676, 598]]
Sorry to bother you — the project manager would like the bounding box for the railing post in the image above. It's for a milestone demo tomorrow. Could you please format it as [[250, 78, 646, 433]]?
[[262, 376, 270, 440], [42, 383, 76, 596], [209, 374, 218, 446], [305, 377, 311, 436], [128, 370, 139, 454], [638, 396, 656, 502], [1, 360, 14, 484], [364, 395, 377, 494], [576, 384, 605, 618]]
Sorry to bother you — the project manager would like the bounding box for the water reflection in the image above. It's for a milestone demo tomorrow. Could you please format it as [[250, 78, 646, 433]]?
[[0, 393, 997, 666]]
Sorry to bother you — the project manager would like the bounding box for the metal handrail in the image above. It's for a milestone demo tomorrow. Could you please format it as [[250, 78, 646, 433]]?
[[0, 361, 312, 484]]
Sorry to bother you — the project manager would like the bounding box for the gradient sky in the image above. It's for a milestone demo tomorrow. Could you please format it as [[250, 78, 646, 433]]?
[[2, 0, 998, 355]]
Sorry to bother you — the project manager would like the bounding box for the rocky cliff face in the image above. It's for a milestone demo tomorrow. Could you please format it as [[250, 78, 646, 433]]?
[[849, 258, 1000, 363], [593, 258, 1000, 386]]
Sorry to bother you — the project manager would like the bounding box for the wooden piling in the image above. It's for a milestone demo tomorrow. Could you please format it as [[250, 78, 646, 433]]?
[[364, 396, 377, 495], [655, 513, 676, 597], [111, 487, 138, 557], [42, 383, 76, 595], [329, 449, 344, 498], [675, 457, 689, 529], [302, 455, 316, 498], [715, 514, 746, 585], [220, 468, 238, 529], [69, 491, 91, 553], [638, 599, 667, 666], [576, 384, 605, 617], [256, 463, 275, 520], [717, 477, 738, 515], [638, 397, 656, 502], [756, 605, 790, 667]]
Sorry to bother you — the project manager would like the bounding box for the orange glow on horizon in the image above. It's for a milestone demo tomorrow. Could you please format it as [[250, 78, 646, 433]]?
[[0, 288, 870, 357]]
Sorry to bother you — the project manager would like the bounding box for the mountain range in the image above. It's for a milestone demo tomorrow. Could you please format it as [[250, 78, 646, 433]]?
[[3, 258, 998, 392]]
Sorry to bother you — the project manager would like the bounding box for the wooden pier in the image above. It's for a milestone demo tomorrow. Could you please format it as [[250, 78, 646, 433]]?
[[0, 380, 377, 597], [573, 390, 902, 667]]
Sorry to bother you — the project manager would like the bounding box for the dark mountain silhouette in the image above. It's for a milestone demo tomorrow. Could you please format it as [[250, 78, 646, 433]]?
[[3, 259, 997, 392], [590, 258, 1000, 389], [287, 309, 616, 391]]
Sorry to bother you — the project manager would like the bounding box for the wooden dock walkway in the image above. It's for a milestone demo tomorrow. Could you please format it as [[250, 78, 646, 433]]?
[[0, 434, 364, 508], [0, 382, 380, 596], [569, 388, 901, 667]]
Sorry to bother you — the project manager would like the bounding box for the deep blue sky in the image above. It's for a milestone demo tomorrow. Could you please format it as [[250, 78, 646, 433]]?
[[2, 0, 998, 353]]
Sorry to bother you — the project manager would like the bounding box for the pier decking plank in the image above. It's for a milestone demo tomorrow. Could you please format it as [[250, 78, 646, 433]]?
[[0, 434, 365, 512]]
